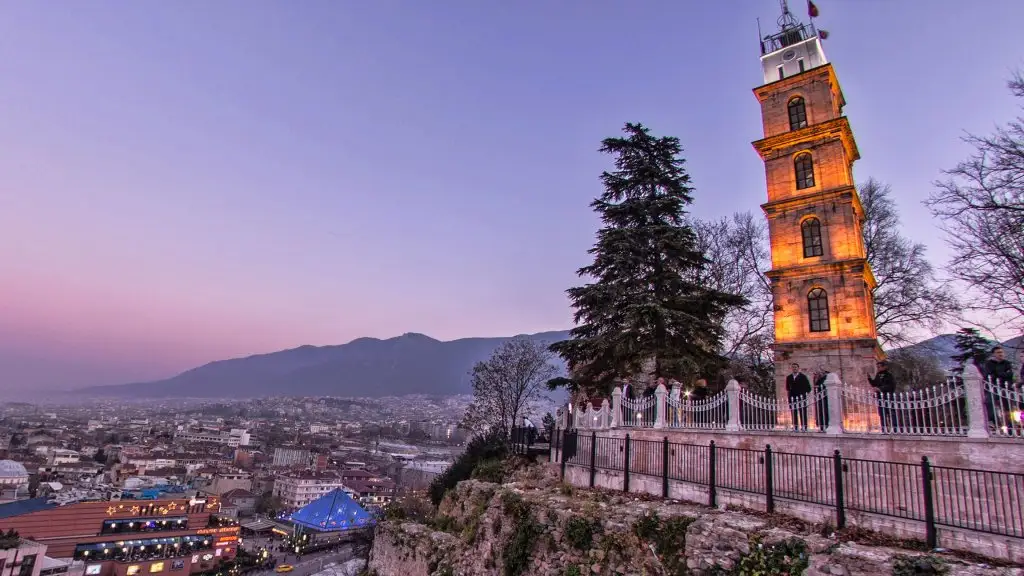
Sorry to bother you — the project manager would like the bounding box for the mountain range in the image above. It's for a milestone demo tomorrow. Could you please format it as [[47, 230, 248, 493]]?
[[80, 330, 1021, 399], [81, 331, 572, 398], [894, 333, 1021, 370]]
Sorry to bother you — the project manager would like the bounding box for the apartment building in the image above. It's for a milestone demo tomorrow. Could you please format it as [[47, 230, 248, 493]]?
[[271, 448, 309, 468], [271, 474, 345, 510], [173, 430, 249, 448]]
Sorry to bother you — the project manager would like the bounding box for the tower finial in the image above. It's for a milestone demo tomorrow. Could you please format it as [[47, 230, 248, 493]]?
[[777, 0, 800, 30]]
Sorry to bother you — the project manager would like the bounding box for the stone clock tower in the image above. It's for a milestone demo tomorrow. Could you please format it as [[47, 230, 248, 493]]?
[[751, 5, 882, 407]]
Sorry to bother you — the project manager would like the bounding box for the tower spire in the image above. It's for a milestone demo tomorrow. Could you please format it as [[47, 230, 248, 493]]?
[[777, 0, 799, 31]]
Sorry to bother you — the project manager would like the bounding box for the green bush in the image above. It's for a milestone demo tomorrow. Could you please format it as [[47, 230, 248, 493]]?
[[429, 430, 508, 506], [564, 516, 599, 550], [892, 554, 949, 576], [471, 458, 506, 483], [384, 495, 434, 523], [736, 537, 808, 576], [500, 494, 538, 576], [633, 513, 694, 576]]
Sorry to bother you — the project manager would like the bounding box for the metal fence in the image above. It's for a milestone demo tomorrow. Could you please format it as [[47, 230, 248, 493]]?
[[554, 370, 1024, 440], [551, 429, 1024, 548]]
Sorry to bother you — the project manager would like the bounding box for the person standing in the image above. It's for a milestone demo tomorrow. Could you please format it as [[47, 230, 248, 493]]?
[[868, 360, 897, 431], [785, 363, 812, 430], [983, 346, 1017, 424], [814, 369, 830, 430]]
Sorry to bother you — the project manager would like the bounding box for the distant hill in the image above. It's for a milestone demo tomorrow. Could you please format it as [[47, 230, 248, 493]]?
[[81, 329, 1021, 399], [892, 333, 1022, 370], [81, 331, 571, 399]]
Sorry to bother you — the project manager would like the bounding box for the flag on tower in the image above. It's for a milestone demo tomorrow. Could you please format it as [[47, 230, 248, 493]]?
[[818, 29, 829, 39], [808, 0, 820, 18]]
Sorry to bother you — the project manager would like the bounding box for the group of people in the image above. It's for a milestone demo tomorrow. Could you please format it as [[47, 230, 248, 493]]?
[[784, 363, 831, 430], [786, 345, 1021, 432]]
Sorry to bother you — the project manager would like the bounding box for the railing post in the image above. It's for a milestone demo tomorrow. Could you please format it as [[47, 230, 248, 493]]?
[[560, 429, 569, 481], [623, 434, 631, 493], [654, 383, 668, 428], [725, 380, 741, 432], [589, 431, 597, 488], [963, 364, 990, 439], [600, 398, 611, 429], [764, 445, 775, 513], [552, 427, 560, 464], [825, 373, 844, 435], [709, 441, 717, 508], [611, 386, 623, 429], [662, 437, 670, 498], [921, 457, 937, 549], [833, 450, 846, 529]]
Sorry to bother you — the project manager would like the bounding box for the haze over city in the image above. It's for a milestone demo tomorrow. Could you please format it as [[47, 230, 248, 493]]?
[[2, 0, 1023, 390]]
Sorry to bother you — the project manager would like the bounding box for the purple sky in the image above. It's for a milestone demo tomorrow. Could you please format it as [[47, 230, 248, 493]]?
[[2, 1, 1022, 389]]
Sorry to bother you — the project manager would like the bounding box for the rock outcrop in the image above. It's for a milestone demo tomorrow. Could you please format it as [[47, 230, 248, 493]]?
[[367, 463, 1022, 576]]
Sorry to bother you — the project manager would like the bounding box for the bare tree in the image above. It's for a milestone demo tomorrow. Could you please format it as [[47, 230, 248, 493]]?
[[693, 213, 775, 393], [460, 338, 558, 437], [861, 179, 961, 346], [886, 348, 947, 391], [692, 212, 774, 359], [927, 72, 1024, 327]]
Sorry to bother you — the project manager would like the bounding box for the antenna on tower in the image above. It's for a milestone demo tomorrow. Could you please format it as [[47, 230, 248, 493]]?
[[777, 0, 799, 30]]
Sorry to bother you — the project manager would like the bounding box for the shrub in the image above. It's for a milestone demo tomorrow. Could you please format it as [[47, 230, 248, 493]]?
[[383, 495, 434, 523], [633, 513, 694, 576], [500, 494, 537, 576], [472, 458, 506, 483], [736, 538, 808, 576], [892, 554, 949, 576], [429, 430, 508, 505], [564, 516, 599, 550]]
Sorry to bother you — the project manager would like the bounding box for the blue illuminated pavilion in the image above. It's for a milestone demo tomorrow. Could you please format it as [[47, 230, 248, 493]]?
[[288, 488, 376, 532]]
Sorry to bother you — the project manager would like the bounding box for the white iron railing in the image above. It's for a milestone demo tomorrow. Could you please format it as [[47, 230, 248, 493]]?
[[839, 378, 967, 436], [666, 390, 728, 430], [621, 394, 657, 428], [738, 388, 827, 432], [985, 377, 1023, 438], [579, 401, 611, 430], [553, 366, 1017, 441]]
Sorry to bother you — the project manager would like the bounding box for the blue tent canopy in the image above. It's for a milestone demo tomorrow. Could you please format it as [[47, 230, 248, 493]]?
[[288, 489, 376, 532]]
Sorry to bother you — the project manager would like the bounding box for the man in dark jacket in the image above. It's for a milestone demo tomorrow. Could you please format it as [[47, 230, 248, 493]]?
[[868, 360, 897, 431], [983, 347, 1017, 424], [785, 363, 812, 430], [984, 346, 1016, 384]]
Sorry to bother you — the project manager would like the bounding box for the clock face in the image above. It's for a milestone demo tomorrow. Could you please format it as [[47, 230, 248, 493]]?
[[783, 50, 796, 61]]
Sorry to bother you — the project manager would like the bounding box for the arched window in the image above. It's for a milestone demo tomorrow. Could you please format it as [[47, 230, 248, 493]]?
[[794, 153, 815, 190], [788, 97, 807, 130], [807, 288, 830, 333], [801, 217, 824, 258]]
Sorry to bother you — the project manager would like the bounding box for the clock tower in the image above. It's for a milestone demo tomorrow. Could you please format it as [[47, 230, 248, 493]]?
[[751, 4, 882, 411]]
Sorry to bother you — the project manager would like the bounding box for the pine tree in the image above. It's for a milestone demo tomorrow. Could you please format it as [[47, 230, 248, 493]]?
[[551, 123, 746, 394], [950, 327, 993, 374]]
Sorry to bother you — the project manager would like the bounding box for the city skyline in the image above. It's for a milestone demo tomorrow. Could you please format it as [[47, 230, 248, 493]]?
[[2, 1, 1023, 389]]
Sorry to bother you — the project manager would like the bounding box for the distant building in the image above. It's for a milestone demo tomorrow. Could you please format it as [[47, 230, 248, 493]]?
[[271, 448, 310, 468], [0, 537, 49, 576], [272, 474, 345, 509], [207, 472, 252, 496], [220, 489, 257, 517], [173, 429, 250, 448], [0, 495, 237, 576]]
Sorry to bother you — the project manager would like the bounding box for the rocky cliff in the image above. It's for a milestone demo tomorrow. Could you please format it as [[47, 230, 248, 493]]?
[[366, 463, 1021, 576]]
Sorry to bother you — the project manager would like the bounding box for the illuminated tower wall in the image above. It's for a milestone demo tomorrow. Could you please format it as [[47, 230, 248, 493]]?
[[751, 20, 882, 405]]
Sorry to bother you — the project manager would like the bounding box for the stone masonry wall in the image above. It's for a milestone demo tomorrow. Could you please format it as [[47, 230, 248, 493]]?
[[367, 463, 1023, 575]]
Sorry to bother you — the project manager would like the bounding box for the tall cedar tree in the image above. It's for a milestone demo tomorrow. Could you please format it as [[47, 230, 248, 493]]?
[[951, 328, 993, 374], [551, 123, 746, 394]]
